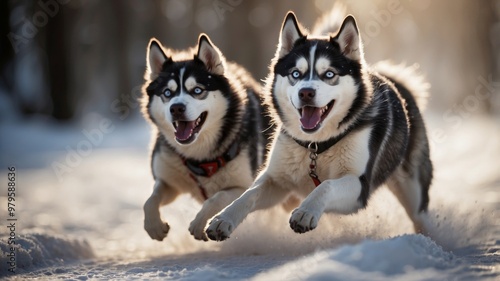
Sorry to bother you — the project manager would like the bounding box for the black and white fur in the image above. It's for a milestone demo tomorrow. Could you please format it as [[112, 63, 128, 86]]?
[[206, 12, 433, 241], [142, 34, 269, 241]]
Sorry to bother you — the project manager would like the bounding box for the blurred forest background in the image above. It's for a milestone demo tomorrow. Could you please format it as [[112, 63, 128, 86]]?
[[0, 0, 499, 122]]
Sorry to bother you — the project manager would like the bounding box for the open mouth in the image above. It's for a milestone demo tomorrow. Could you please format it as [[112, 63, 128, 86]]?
[[298, 100, 335, 133], [173, 112, 208, 144]]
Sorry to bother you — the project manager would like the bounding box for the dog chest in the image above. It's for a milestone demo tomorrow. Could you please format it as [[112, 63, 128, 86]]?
[[152, 147, 254, 200], [268, 128, 371, 192]]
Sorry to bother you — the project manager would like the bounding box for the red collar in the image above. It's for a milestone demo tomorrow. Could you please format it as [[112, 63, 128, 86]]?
[[182, 140, 240, 178], [182, 140, 241, 200]]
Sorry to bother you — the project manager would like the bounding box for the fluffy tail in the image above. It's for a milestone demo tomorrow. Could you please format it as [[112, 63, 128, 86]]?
[[372, 61, 431, 110], [311, 2, 347, 36]]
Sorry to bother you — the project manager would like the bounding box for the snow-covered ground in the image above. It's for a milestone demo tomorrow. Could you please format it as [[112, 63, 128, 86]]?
[[0, 113, 499, 280]]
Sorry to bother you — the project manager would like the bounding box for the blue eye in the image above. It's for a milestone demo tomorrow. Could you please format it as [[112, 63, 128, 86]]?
[[291, 70, 301, 79], [325, 71, 335, 79], [164, 89, 172, 97], [193, 87, 203, 95]]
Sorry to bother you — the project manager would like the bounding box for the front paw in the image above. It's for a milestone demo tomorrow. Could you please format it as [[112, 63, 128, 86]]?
[[289, 208, 319, 234], [189, 219, 209, 241], [205, 216, 234, 241], [144, 218, 170, 241]]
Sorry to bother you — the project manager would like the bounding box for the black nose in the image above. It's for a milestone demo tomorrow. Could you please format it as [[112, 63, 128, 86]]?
[[170, 103, 186, 118], [299, 88, 316, 103]]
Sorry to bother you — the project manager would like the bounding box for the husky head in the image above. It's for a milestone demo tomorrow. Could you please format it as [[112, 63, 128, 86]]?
[[270, 12, 370, 142], [143, 34, 241, 158]]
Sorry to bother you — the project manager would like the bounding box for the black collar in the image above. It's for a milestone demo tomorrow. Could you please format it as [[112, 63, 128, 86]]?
[[283, 128, 351, 154], [182, 140, 241, 177]]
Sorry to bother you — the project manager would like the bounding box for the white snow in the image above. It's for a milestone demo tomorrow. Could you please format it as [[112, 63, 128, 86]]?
[[0, 232, 94, 270], [0, 114, 499, 280], [252, 235, 457, 281]]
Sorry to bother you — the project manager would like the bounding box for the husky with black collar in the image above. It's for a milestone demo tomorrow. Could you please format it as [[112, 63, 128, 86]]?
[[142, 34, 270, 241], [206, 12, 433, 241]]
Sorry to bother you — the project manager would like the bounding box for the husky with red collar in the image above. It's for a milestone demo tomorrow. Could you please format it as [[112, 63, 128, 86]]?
[[206, 12, 433, 241], [142, 34, 271, 241]]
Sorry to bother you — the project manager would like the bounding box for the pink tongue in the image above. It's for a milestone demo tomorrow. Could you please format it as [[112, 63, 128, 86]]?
[[300, 106, 322, 130], [175, 121, 196, 141]]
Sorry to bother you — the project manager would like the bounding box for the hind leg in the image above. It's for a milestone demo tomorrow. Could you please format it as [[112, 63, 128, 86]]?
[[386, 166, 430, 234]]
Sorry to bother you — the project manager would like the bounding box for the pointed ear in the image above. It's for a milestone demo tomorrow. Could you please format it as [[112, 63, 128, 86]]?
[[196, 34, 225, 75], [147, 38, 168, 79], [333, 15, 362, 61], [278, 12, 304, 58]]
